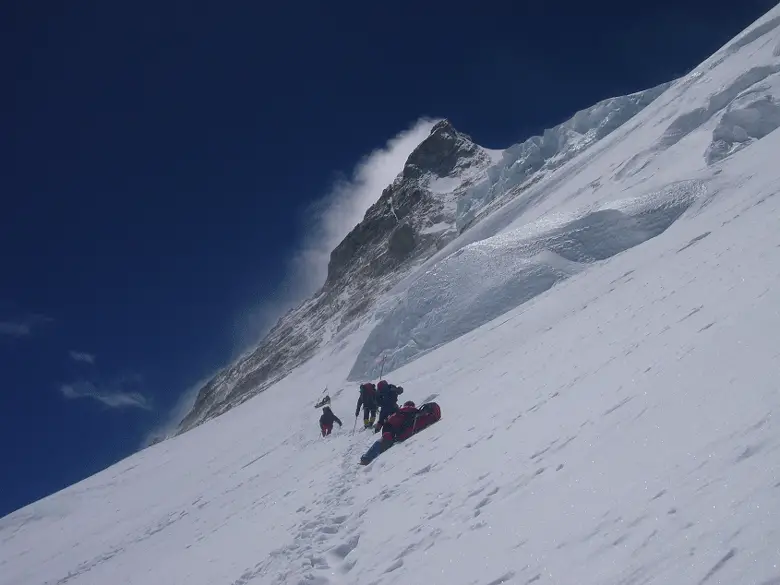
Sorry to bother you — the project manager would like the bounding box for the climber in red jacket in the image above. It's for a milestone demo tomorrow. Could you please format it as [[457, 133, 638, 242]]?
[[360, 400, 441, 464]]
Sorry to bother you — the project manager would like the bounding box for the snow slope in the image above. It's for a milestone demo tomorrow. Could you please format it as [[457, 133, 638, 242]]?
[[3, 6, 780, 585]]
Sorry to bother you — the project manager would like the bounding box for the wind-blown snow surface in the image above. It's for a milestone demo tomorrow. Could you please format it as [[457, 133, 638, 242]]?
[[4, 7, 780, 585]]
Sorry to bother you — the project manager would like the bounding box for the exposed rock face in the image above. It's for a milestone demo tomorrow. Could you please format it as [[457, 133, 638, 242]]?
[[324, 120, 495, 291], [402, 120, 489, 180], [388, 223, 416, 260]]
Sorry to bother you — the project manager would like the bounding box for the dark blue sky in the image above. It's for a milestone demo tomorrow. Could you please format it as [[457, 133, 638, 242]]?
[[1, 0, 774, 517]]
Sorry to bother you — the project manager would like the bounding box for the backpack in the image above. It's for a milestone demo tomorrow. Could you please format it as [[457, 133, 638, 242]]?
[[360, 383, 377, 401], [378, 384, 399, 406]]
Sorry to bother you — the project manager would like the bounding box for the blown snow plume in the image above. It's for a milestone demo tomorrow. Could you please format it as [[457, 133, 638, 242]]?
[[235, 118, 439, 352], [143, 370, 221, 446], [289, 118, 441, 295]]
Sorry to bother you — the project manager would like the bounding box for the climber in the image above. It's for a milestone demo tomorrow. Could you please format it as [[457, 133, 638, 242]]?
[[360, 400, 442, 465], [374, 379, 404, 432], [319, 405, 343, 437], [355, 382, 379, 429]]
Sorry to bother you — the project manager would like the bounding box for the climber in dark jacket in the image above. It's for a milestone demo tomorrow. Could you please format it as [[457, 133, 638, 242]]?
[[374, 379, 404, 432], [319, 406, 343, 437], [355, 382, 378, 429]]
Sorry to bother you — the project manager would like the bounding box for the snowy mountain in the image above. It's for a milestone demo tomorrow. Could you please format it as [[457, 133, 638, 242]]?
[[4, 5, 780, 585], [177, 119, 502, 432], [178, 83, 669, 433]]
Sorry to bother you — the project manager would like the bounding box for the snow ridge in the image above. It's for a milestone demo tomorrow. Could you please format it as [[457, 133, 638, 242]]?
[[349, 180, 706, 380], [454, 82, 672, 232]]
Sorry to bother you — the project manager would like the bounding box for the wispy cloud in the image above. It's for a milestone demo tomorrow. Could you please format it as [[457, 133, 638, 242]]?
[[69, 351, 96, 364], [59, 378, 152, 410], [0, 322, 32, 337], [0, 313, 51, 338], [236, 117, 440, 350]]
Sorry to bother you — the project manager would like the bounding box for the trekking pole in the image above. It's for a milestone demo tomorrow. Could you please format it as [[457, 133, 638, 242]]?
[[351, 415, 358, 435], [378, 355, 386, 380]]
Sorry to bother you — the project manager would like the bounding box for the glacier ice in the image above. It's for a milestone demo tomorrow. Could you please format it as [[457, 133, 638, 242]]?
[[349, 181, 705, 380], [452, 83, 671, 232]]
